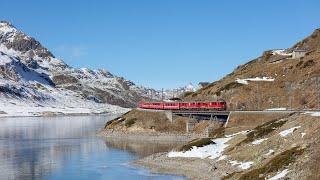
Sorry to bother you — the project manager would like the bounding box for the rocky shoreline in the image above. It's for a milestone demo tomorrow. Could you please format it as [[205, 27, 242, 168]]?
[[98, 129, 239, 179], [0, 111, 122, 119], [134, 152, 236, 180], [98, 111, 320, 180], [99, 130, 216, 179], [98, 130, 204, 142]]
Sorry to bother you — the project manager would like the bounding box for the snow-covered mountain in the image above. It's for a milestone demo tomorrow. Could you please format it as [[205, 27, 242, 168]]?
[[0, 21, 159, 116], [161, 83, 196, 100]]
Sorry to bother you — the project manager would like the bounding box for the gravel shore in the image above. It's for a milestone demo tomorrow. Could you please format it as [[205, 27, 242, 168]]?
[[134, 152, 236, 180], [98, 130, 204, 142], [98, 130, 229, 179]]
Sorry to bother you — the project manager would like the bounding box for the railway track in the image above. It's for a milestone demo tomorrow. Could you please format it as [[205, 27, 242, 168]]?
[[138, 108, 320, 114]]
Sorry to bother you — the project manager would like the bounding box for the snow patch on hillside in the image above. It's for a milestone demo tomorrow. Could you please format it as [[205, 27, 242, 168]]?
[[167, 130, 250, 160], [236, 77, 274, 85], [303, 111, 320, 117], [265, 149, 275, 156], [167, 137, 231, 159], [0, 52, 13, 65], [279, 126, 301, 137], [272, 49, 292, 56], [252, 138, 268, 145], [229, 160, 254, 170], [0, 22, 18, 42], [268, 169, 289, 180], [265, 108, 287, 111]]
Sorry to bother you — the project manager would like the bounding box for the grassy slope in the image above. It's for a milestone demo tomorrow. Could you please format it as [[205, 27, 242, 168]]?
[[220, 113, 320, 179], [104, 109, 188, 133]]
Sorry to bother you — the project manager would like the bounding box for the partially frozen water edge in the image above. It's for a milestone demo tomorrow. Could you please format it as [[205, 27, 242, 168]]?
[[0, 115, 185, 180]]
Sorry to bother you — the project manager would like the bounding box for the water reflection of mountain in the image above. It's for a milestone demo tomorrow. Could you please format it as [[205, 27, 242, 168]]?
[[104, 137, 184, 158], [0, 115, 115, 180]]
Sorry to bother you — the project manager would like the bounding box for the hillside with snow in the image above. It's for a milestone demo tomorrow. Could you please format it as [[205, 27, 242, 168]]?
[[0, 21, 159, 116], [184, 28, 320, 110]]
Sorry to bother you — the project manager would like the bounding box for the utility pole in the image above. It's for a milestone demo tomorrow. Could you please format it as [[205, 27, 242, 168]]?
[[151, 90, 153, 101], [172, 89, 175, 99], [256, 83, 260, 110], [289, 83, 293, 110], [161, 88, 164, 101], [318, 77, 320, 109]]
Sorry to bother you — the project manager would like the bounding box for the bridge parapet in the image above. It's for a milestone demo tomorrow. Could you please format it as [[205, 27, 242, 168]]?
[[164, 111, 173, 122], [186, 119, 197, 133]]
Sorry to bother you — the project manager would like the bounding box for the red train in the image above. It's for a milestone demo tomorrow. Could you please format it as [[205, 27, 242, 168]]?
[[138, 100, 227, 111]]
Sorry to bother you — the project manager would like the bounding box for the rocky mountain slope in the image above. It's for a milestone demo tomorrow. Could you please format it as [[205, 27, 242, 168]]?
[[0, 21, 159, 116], [184, 28, 320, 110], [134, 112, 320, 180]]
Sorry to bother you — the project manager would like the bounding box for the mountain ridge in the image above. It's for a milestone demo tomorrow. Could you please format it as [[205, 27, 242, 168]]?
[[0, 20, 160, 116]]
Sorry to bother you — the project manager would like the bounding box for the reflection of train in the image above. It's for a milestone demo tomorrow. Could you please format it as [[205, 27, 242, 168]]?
[[138, 100, 227, 111]]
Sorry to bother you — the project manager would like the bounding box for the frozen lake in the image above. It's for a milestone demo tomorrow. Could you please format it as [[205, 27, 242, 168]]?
[[0, 115, 184, 180]]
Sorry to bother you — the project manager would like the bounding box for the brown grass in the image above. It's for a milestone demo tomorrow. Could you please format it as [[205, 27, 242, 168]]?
[[208, 127, 225, 138], [125, 118, 137, 127], [225, 113, 289, 134], [239, 147, 304, 180], [238, 118, 287, 145], [104, 109, 188, 133], [177, 138, 214, 151]]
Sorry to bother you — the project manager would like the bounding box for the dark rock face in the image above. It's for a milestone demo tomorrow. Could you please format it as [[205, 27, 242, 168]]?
[[0, 83, 51, 101], [52, 74, 79, 85], [0, 21, 54, 58], [5, 36, 54, 58], [117, 77, 132, 90], [0, 84, 24, 97], [25, 58, 39, 69], [81, 87, 135, 108]]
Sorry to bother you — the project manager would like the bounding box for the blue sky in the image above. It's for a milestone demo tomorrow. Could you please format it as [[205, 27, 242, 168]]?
[[1, 0, 320, 89]]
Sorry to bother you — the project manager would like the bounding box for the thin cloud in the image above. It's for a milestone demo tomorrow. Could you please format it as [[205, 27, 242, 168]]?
[[55, 45, 88, 59]]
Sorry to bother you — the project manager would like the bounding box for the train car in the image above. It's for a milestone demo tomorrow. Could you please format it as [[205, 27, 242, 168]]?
[[139, 100, 227, 111], [206, 101, 226, 110], [163, 102, 180, 110], [179, 101, 226, 111], [138, 102, 163, 109]]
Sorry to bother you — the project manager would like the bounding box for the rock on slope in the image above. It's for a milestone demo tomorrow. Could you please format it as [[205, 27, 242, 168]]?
[[0, 21, 158, 116], [184, 28, 320, 110]]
